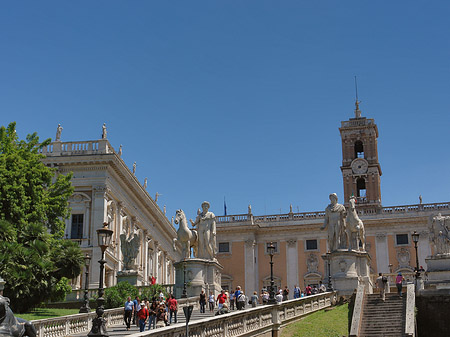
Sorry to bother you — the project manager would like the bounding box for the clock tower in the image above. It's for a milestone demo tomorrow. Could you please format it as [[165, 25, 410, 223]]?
[[339, 101, 382, 210]]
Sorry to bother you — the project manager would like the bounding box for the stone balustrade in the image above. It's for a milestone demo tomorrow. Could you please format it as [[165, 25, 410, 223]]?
[[32, 297, 200, 337], [38, 140, 114, 157], [216, 202, 450, 224], [341, 118, 375, 128], [126, 292, 335, 337]]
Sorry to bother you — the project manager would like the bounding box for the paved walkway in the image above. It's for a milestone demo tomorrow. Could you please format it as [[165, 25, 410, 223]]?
[[70, 309, 218, 336]]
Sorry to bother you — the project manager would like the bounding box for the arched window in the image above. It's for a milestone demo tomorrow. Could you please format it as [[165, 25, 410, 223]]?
[[354, 141, 364, 159], [357, 178, 366, 198]]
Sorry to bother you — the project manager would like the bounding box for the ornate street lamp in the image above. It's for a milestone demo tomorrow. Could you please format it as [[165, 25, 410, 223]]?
[[412, 231, 420, 278], [88, 223, 113, 337], [267, 242, 277, 304], [326, 253, 333, 291], [181, 261, 187, 298], [79, 253, 92, 313]]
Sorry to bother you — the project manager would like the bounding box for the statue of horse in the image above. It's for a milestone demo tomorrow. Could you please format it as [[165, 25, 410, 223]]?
[[173, 209, 198, 259], [0, 295, 36, 337], [346, 196, 366, 251]]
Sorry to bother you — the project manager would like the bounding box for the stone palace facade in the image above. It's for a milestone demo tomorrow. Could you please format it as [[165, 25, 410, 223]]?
[[215, 103, 450, 296], [41, 133, 181, 289]]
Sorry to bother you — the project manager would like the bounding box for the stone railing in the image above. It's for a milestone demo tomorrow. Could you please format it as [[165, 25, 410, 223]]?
[[216, 202, 450, 224], [126, 292, 335, 337], [32, 296, 199, 337], [39, 140, 114, 157], [405, 283, 416, 337], [349, 284, 365, 337], [65, 284, 176, 302], [341, 118, 375, 128]]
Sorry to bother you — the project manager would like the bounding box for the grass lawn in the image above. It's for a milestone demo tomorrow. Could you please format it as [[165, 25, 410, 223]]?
[[281, 304, 349, 337], [15, 308, 93, 321]]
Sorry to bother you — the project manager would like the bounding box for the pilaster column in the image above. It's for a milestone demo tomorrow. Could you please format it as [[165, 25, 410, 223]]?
[[143, 230, 149, 285], [153, 241, 159, 282], [90, 185, 108, 288], [84, 201, 91, 247], [286, 239, 298, 292], [375, 233, 389, 273], [244, 239, 257, 296]]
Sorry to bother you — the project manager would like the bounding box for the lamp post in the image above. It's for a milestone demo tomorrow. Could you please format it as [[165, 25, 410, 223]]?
[[412, 231, 420, 278], [79, 253, 92, 313], [326, 253, 333, 291], [267, 242, 277, 304], [181, 261, 187, 298], [88, 222, 113, 337]]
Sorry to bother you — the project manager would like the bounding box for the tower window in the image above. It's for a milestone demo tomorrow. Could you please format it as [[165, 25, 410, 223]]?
[[71, 214, 84, 239], [354, 141, 364, 159], [356, 178, 366, 197]]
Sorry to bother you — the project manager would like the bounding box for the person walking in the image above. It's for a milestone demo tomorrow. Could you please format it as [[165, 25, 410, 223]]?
[[167, 294, 178, 324], [396, 272, 405, 297], [237, 291, 246, 310], [148, 299, 158, 330], [282, 286, 289, 301], [234, 286, 242, 309], [216, 290, 227, 310], [376, 272, 388, 301], [208, 292, 215, 312], [293, 285, 301, 299], [137, 300, 149, 332], [133, 296, 141, 327], [250, 291, 259, 307], [229, 291, 235, 310], [124, 296, 134, 331], [199, 290, 206, 313]]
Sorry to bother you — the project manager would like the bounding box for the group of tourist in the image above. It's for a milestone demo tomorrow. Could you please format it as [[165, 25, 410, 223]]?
[[124, 291, 178, 332], [376, 272, 406, 301]]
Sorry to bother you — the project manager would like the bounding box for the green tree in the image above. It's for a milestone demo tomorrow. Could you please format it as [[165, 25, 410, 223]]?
[[0, 122, 83, 313]]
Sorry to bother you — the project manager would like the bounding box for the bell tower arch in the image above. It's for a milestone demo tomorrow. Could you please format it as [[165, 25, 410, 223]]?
[[339, 101, 382, 210]]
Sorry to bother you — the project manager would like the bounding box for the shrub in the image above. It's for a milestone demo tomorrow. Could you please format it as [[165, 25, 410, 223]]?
[[140, 284, 169, 301], [104, 281, 138, 309], [50, 277, 72, 303]]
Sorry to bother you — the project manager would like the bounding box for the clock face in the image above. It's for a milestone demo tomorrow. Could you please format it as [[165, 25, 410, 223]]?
[[351, 158, 368, 174]]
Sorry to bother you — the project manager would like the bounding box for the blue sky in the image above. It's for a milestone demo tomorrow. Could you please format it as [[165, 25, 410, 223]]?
[[1, 1, 449, 221]]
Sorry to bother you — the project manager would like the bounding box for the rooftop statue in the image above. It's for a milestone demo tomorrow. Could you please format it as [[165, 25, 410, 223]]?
[[321, 193, 347, 252], [102, 123, 107, 139], [430, 213, 450, 255], [55, 124, 63, 141], [0, 295, 36, 337]]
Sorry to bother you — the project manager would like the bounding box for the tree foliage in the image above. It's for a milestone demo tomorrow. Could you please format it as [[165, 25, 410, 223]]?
[[0, 122, 83, 313]]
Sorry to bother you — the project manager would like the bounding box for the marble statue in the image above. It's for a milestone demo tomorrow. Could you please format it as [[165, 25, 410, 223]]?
[[163, 205, 166, 215], [143, 178, 147, 189], [173, 209, 198, 259], [248, 204, 252, 215], [346, 196, 365, 251], [55, 124, 63, 141], [155, 192, 160, 202], [120, 222, 141, 270], [289, 204, 293, 213], [419, 195, 423, 204], [118, 144, 123, 157], [102, 123, 107, 139], [132, 162, 136, 174], [0, 295, 36, 337], [321, 193, 347, 252], [192, 201, 217, 260], [430, 213, 450, 255]]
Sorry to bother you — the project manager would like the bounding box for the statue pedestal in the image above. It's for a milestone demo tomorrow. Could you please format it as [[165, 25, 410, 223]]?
[[117, 270, 143, 286], [424, 254, 450, 290], [323, 250, 372, 296], [174, 258, 223, 299]]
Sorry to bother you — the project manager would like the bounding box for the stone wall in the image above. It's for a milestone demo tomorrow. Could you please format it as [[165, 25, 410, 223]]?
[[416, 292, 450, 337]]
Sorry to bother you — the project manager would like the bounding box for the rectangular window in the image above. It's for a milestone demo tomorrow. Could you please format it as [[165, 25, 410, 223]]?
[[71, 214, 84, 239], [306, 239, 318, 250], [396, 234, 409, 245], [266, 242, 278, 254], [218, 242, 230, 253]]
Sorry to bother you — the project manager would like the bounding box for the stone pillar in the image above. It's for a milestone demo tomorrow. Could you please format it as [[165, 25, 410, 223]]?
[[244, 239, 257, 296], [286, 240, 299, 293], [90, 185, 108, 288], [375, 233, 389, 273], [84, 201, 91, 247], [143, 230, 149, 285], [153, 241, 159, 281], [117, 202, 125, 271]]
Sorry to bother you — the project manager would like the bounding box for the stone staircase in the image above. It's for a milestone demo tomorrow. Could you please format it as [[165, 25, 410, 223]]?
[[359, 293, 406, 337]]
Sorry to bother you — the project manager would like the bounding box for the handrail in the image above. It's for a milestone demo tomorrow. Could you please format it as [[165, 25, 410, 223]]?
[[404, 283, 415, 337], [216, 201, 450, 224], [31, 292, 335, 337], [349, 284, 365, 337]]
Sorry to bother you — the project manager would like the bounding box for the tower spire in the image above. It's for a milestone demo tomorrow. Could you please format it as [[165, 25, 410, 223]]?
[[354, 76, 362, 118]]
